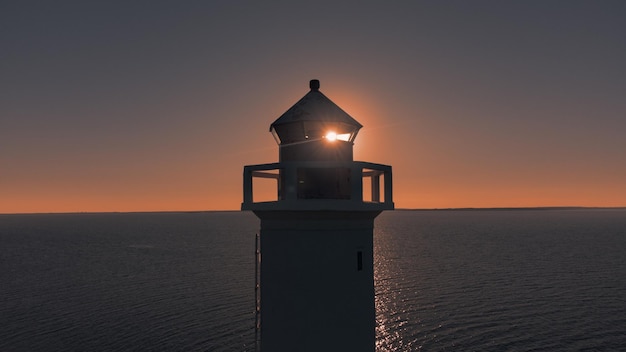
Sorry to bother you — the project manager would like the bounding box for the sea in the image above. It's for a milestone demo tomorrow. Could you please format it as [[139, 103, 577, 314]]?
[[1, 209, 625, 351]]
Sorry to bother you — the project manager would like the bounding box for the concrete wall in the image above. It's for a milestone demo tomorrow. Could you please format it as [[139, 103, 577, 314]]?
[[258, 213, 377, 351]]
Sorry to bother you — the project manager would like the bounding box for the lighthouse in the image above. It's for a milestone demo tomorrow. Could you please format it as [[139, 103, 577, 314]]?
[[242, 80, 393, 351]]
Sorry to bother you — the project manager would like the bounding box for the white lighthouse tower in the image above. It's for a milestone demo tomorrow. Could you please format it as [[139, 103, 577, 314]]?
[[242, 80, 393, 351]]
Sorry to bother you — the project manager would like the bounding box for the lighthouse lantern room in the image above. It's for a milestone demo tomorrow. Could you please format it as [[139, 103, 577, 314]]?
[[242, 80, 393, 352]]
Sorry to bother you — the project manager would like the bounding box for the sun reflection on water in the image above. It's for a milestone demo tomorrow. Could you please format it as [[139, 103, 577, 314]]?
[[375, 225, 415, 351], [374, 210, 626, 350]]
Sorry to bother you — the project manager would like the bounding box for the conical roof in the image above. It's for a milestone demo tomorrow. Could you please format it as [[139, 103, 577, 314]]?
[[269, 80, 363, 131]]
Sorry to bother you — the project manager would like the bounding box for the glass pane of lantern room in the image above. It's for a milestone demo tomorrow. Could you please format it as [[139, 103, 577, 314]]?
[[271, 127, 281, 144], [336, 133, 352, 141]]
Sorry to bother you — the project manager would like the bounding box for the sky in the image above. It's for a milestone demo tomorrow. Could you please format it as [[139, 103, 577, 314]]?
[[2, 1, 625, 213]]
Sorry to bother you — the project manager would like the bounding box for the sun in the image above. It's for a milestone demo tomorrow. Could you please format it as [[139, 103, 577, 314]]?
[[325, 131, 338, 142]]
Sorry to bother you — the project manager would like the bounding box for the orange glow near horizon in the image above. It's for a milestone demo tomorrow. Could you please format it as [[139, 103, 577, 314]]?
[[2, 80, 625, 214]]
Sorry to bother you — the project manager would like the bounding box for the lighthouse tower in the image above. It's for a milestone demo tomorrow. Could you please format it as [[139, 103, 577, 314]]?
[[242, 80, 393, 351]]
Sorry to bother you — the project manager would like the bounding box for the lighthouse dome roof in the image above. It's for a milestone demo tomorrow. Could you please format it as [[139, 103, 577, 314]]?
[[269, 80, 363, 132]]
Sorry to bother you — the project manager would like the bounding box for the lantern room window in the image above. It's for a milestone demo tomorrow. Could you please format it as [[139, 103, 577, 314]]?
[[270, 122, 358, 145]]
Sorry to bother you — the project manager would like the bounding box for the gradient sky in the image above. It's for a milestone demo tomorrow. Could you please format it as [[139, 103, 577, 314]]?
[[2, 1, 625, 213]]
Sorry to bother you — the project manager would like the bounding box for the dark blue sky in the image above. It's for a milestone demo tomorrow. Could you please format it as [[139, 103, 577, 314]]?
[[2, 1, 625, 212]]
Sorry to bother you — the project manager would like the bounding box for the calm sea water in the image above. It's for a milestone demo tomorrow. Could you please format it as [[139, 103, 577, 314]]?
[[1, 210, 625, 351]]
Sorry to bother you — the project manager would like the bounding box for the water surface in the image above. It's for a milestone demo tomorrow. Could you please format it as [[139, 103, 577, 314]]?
[[1, 210, 625, 351]]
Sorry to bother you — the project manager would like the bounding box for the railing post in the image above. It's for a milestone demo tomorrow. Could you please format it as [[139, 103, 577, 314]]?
[[243, 166, 253, 204], [384, 168, 393, 205], [284, 163, 298, 200], [371, 173, 380, 203], [351, 163, 362, 202]]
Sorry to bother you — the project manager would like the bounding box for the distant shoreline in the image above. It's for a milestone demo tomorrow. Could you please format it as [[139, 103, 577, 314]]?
[[2, 207, 626, 216], [394, 206, 626, 211]]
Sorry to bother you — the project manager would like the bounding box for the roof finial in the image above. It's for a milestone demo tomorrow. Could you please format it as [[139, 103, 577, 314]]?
[[309, 79, 320, 91]]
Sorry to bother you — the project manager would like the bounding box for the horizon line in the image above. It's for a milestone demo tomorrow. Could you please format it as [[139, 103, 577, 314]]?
[[2, 206, 626, 216]]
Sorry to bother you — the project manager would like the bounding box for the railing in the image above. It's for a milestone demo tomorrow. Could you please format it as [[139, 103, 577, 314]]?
[[242, 161, 393, 211]]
